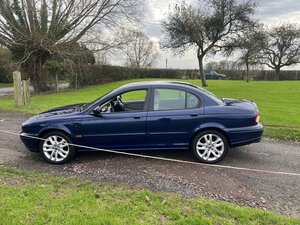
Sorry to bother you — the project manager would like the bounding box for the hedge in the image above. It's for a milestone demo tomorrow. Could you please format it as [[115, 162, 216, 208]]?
[[69, 64, 194, 87], [69, 64, 300, 87], [2, 61, 300, 87]]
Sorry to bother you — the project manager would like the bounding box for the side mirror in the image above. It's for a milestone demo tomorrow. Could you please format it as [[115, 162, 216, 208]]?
[[92, 106, 101, 115]]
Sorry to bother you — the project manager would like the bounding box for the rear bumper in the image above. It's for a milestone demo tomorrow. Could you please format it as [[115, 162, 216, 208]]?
[[226, 123, 263, 147], [20, 132, 40, 152]]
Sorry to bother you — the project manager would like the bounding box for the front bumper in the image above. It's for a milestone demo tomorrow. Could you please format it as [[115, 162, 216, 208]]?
[[20, 132, 40, 152], [227, 123, 264, 147]]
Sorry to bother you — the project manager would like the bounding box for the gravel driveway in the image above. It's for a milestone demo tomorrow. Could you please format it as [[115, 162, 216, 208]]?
[[0, 110, 299, 218]]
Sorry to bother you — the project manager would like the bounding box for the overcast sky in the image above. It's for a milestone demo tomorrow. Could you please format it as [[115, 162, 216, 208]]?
[[139, 0, 300, 70]]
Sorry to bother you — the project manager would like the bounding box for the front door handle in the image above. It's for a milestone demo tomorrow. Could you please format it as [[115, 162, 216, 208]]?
[[190, 113, 198, 117], [159, 118, 171, 122], [133, 116, 141, 119]]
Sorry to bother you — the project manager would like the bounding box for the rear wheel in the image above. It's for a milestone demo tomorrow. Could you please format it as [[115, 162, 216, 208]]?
[[39, 131, 75, 164], [192, 130, 229, 163]]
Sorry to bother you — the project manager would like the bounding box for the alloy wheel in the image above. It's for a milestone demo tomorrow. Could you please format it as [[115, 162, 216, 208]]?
[[42, 135, 70, 162], [196, 133, 225, 162]]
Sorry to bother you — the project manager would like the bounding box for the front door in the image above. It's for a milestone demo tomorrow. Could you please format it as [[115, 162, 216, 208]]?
[[80, 89, 149, 149]]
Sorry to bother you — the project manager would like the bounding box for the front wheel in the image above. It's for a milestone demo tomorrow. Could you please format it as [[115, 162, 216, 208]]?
[[191, 130, 229, 163], [39, 132, 76, 164]]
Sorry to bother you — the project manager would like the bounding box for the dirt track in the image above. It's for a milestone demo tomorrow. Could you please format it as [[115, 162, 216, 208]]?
[[0, 110, 299, 218]]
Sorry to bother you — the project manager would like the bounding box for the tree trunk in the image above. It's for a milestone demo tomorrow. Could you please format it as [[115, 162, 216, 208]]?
[[246, 62, 250, 83], [197, 55, 208, 87], [275, 67, 280, 81], [28, 57, 49, 93]]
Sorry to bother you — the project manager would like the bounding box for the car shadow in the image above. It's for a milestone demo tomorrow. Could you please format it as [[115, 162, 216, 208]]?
[[73, 146, 257, 165], [75, 148, 197, 163], [26, 144, 259, 168]]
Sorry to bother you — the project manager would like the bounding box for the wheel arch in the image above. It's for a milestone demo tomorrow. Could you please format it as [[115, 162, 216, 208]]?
[[38, 127, 75, 143]]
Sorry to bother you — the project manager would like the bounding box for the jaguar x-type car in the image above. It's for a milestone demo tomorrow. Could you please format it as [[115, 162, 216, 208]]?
[[20, 81, 263, 164]]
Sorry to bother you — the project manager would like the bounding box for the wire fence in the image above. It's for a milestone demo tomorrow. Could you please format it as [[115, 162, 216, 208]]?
[[0, 128, 299, 177]]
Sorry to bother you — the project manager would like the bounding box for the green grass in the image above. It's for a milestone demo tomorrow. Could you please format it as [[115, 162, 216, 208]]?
[[0, 83, 12, 88], [0, 166, 298, 225], [0, 79, 299, 141]]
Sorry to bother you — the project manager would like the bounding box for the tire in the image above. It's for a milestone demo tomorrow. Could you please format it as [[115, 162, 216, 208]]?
[[39, 131, 76, 164], [191, 130, 229, 164]]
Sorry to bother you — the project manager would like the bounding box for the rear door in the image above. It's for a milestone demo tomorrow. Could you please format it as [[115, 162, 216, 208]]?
[[146, 88, 204, 149]]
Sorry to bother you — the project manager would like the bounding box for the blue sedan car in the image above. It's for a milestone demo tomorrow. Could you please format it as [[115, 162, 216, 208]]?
[[20, 81, 263, 164]]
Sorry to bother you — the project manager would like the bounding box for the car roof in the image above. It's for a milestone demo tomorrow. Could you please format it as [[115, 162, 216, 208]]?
[[118, 81, 200, 90]]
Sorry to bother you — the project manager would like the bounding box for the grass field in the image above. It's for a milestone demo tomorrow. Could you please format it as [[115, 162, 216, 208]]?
[[0, 79, 299, 141], [0, 166, 299, 225]]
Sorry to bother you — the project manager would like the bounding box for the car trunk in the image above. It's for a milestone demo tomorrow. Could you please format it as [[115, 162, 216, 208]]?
[[223, 98, 258, 111]]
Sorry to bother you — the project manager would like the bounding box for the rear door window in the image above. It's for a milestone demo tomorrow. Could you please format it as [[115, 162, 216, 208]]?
[[152, 88, 201, 111]]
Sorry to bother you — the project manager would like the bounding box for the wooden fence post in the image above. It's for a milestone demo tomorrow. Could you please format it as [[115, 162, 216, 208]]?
[[13, 71, 30, 106], [13, 71, 23, 107]]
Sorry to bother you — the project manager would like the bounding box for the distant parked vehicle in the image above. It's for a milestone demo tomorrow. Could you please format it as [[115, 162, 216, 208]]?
[[204, 70, 226, 80]]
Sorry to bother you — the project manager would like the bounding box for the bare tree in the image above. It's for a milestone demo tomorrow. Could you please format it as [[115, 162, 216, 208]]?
[[205, 61, 219, 70], [206, 60, 245, 71], [161, 0, 256, 86], [258, 23, 300, 81], [95, 52, 110, 65], [123, 31, 160, 68], [225, 24, 262, 82], [0, 0, 141, 92]]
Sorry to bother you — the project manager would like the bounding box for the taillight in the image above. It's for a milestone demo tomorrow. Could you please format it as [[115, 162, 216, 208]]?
[[255, 113, 261, 124]]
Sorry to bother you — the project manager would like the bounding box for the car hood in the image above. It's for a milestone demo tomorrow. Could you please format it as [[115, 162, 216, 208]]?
[[37, 103, 86, 119], [41, 103, 85, 114], [23, 103, 85, 126], [223, 98, 258, 111]]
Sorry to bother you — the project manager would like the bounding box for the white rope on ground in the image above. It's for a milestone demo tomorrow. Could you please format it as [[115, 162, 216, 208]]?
[[0, 129, 300, 177]]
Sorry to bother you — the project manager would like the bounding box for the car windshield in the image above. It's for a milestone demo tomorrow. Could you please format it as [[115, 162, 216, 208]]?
[[76, 103, 91, 112], [76, 89, 116, 112], [198, 87, 223, 103]]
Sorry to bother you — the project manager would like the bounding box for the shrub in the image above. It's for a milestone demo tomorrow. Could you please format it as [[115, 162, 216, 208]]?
[[0, 49, 13, 83]]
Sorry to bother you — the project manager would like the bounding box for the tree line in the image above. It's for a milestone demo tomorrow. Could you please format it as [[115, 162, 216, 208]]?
[[0, 0, 299, 91], [161, 0, 300, 86]]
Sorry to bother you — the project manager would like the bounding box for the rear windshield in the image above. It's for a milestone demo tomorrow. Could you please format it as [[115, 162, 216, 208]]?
[[198, 87, 223, 103]]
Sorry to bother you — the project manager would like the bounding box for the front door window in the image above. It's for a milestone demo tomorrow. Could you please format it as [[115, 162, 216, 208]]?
[[100, 89, 148, 113]]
